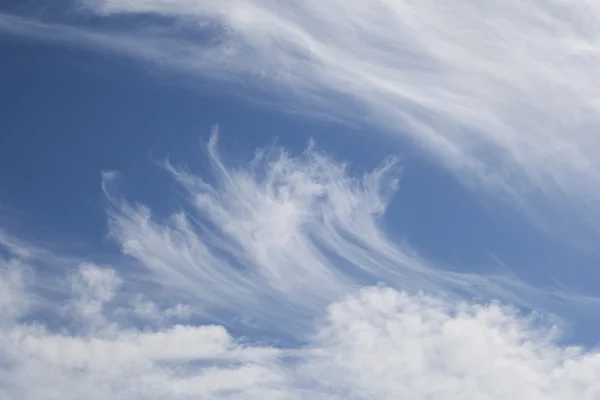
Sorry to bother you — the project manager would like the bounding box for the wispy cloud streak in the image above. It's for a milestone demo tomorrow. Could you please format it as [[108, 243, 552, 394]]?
[[97, 129, 599, 332], [4, 1, 600, 236], [1, 130, 600, 398]]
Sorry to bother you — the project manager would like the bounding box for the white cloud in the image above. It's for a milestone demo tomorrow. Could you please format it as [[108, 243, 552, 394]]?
[[0, 258, 29, 324], [4, 3, 600, 397], [1, 275, 600, 399], [98, 128, 593, 332], [0, 132, 599, 398], [300, 287, 600, 400], [101, 129, 398, 326], [68, 263, 122, 325], [4, 0, 600, 238], [125, 294, 192, 322]]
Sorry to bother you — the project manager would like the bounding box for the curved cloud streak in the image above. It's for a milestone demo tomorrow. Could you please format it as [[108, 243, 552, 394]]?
[[2, 0, 599, 236], [101, 129, 592, 331]]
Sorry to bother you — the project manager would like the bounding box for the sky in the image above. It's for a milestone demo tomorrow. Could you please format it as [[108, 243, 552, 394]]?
[[1, 1, 600, 399]]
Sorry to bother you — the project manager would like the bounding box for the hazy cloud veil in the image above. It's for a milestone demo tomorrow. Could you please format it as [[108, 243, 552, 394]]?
[[1, 0, 600, 399]]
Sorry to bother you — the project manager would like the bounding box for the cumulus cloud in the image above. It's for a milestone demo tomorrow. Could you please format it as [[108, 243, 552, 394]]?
[[3, 0, 600, 237], [302, 287, 600, 400], [1, 276, 600, 399], [0, 131, 600, 398], [69, 263, 122, 322]]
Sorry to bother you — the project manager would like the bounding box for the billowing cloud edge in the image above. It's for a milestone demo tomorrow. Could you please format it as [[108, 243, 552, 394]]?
[[1, 264, 600, 399]]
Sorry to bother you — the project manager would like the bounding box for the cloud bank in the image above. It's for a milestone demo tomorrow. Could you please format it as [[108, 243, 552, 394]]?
[[2, 265, 600, 399], [1, 131, 600, 398]]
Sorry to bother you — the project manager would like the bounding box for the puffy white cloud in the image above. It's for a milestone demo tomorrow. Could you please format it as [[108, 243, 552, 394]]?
[[1, 276, 599, 399], [303, 287, 600, 400], [69, 263, 122, 322], [1, 324, 284, 400]]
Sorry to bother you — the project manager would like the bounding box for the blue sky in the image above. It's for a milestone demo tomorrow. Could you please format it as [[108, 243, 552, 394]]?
[[2, 1, 600, 399]]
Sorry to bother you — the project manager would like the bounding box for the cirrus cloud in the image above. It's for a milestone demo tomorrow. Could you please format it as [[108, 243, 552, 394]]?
[[1, 131, 599, 399], [3, 0, 600, 239]]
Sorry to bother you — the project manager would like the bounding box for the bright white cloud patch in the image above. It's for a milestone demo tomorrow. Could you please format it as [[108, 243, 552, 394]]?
[[69, 263, 121, 323], [299, 288, 600, 400], [1, 265, 600, 399]]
